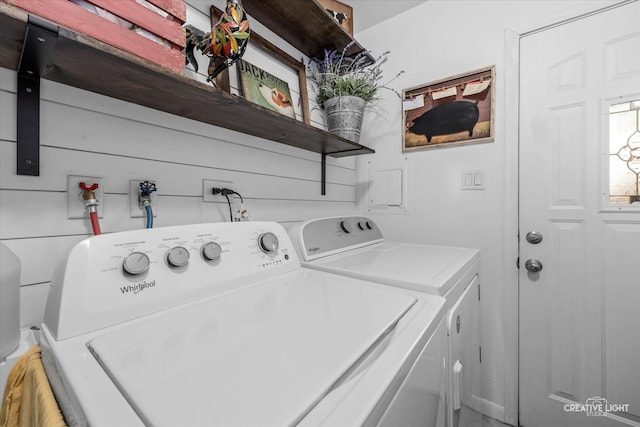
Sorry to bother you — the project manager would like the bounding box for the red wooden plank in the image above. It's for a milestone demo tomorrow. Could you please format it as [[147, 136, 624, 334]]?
[[147, 0, 185, 22], [86, 0, 185, 48], [4, 0, 184, 73]]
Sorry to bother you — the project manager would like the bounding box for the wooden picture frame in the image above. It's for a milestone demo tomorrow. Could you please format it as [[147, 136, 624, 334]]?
[[246, 31, 311, 124], [402, 66, 495, 151], [317, 0, 353, 37], [210, 6, 311, 124]]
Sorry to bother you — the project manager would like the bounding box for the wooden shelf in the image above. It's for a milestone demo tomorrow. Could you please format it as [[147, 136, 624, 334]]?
[[243, 0, 368, 60], [0, 3, 374, 159]]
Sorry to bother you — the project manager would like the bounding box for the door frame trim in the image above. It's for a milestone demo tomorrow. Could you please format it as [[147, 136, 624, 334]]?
[[503, 2, 635, 425]]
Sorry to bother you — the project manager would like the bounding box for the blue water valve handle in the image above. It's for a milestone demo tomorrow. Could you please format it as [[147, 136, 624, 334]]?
[[139, 181, 157, 196]]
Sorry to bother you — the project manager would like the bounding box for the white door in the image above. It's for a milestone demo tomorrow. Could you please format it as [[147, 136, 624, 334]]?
[[519, 2, 640, 427]]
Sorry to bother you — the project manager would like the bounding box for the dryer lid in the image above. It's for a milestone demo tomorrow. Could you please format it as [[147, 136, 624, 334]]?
[[310, 242, 479, 296], [87, 271, 416, 426]]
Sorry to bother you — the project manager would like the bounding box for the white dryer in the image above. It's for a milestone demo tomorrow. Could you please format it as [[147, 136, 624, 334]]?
[[289, 216, 481, 427], [41, 221, 448, 427]]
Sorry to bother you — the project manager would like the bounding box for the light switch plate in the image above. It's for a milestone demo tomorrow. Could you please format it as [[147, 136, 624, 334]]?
[[462, 170, 485, 190]]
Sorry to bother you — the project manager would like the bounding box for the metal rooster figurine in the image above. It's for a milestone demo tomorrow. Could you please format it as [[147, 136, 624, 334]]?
[[185, 0, 250, 85]]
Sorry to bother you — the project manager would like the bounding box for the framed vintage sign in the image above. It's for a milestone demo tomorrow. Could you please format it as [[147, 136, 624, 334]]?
[[237, 59, 296, 119], [402, 66, 495, 151]]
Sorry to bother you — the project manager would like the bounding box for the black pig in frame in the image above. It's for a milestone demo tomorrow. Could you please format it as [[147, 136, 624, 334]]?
[[402, 66, 495, 151]]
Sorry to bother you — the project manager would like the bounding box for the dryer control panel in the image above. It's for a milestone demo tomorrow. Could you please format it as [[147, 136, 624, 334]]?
[[44, 222, 298, 340], [295, 216, 384, 261]]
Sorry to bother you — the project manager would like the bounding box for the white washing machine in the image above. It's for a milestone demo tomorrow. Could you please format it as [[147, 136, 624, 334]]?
[[40, 221, 448, 427], [289, 216, 481, 427]]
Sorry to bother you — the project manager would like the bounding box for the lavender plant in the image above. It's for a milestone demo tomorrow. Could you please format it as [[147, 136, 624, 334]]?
[[307, 41, 404, 109]]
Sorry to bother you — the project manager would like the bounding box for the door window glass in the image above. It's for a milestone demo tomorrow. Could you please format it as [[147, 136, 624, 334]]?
[[609, 99, 640, 205]]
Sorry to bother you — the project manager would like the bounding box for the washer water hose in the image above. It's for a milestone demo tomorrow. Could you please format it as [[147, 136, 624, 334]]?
[[144, 205, 153, 228], [139, 181, 157, 228], [79, 182, 101, 236]]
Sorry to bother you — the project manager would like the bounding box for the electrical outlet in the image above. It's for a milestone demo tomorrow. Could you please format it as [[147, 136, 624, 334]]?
[[67, 175, 104, 219], [202, 179, 234, 203], [129, 180, 158, 218]]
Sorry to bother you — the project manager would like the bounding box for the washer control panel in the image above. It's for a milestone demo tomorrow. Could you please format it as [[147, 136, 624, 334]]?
[[298, 216, 384, 261], [45, 222, 298, 340]]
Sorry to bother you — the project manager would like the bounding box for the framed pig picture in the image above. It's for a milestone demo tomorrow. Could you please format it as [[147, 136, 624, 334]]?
[[402, 66, 495, 151]]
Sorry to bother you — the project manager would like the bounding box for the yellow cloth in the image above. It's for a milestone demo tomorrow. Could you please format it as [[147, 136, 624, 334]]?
[[0, 346, 66, 427]]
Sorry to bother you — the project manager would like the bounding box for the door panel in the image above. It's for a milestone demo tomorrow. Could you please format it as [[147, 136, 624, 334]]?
[[604, 223, 640, 420], [519, 2, 640, 427]]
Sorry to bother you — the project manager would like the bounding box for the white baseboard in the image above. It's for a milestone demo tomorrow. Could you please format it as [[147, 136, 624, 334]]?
[[470, 394, 506, 424]]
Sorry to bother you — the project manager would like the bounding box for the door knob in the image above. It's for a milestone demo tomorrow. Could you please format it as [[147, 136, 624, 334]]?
[[525, 259, 543, 273], [526, 231, 543, 244]]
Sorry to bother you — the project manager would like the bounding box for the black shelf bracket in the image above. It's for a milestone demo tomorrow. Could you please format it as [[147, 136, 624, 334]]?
[[321, 153, 327, 195], [321, 148, 369, 195], [16, 17, 58, 176]]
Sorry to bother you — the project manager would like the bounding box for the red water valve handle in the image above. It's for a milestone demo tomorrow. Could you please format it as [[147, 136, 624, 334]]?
[[79, 182, 99, 192]]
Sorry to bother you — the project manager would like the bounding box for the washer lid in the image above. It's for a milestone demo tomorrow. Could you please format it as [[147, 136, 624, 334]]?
[[309, 242, 479, 296], [87, 271, 416, 427]]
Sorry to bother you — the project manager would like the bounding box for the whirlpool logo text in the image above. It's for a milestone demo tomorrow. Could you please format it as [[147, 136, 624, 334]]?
[[120, 280, 156, 295]]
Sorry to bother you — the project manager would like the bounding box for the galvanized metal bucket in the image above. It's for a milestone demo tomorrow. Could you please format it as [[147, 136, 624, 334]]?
[[324, 96, 366, 142]]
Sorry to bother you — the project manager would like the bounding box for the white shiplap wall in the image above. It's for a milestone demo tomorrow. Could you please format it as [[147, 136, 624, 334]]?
[[0, 5, 359, 327]]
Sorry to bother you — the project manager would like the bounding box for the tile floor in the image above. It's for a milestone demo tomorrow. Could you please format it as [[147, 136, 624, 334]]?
[[459, 405, 514, 427]]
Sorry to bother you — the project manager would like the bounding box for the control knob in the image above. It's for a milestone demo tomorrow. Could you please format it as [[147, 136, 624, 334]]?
[[258, 232, 279, 254], [123, 252, 150, 275], [167, 246, 190, 268], [358, 221, 373, 231], [201, 242, 222, 261], [340, 220, 353, 234]]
